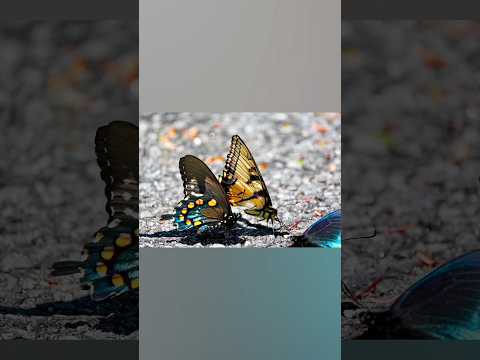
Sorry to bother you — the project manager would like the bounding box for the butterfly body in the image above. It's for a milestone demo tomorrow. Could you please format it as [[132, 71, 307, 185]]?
[[51, 121, 139, 301], [221, 135, 278, 224], [357, 250, 480, 339], [174, 155, 237, 233]]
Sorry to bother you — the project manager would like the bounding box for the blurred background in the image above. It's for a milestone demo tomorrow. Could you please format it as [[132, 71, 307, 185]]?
[[140, 112, 341, 247], [342, 21, 480, 338], [0, 21, 138, 339]]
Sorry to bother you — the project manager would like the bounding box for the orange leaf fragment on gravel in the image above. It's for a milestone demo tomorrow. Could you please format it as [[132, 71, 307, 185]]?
[[258, 162, 269, 171], [183, 127, 199, 141], [206, 155, 225, 165], [418, 48, 448, 70], [417, 251, 437, 267], [312, 123, 329, 134], [314, 209, 326, 218]]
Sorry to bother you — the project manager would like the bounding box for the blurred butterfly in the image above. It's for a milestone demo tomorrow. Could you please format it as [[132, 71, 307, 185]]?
[[356, 250, 480, 339], [291, 209, 341, 248], [174, 155, 238, 233], [221, 135, 279, 224], [51, 121, 139, 301]]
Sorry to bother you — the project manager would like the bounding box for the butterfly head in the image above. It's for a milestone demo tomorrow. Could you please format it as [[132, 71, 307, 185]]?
[[245, 206, 279, 225]]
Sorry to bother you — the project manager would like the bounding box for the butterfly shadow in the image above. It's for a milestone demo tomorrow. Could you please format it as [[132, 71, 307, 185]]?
[[141, 215, 289, 246], [0, 291, 138, 336]]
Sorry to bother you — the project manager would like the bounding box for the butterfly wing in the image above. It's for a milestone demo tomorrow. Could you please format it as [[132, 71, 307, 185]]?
[[390, 250, 480, 339], [221, 135, 274, 216], [95, 120, 139, 221], [80, 218, 139, 301], [174, 155, 233, 231], [51, 121, 139, 301], [295, 210, 341, 248]]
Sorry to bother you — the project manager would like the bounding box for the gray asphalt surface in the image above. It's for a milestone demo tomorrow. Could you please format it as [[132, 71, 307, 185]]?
[[140, 112, 341, 247], [0, 21, 138, 339], [342, 21, 480, 338]]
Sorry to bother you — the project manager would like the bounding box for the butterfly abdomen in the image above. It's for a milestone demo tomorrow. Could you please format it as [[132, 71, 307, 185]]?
[[50, 261, 85, 276]]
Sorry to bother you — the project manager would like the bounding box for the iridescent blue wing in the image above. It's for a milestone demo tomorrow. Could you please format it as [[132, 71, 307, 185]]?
[[300, 209, 341, 248], [174, 155, 234, 232], [390, 250, 480, 339]]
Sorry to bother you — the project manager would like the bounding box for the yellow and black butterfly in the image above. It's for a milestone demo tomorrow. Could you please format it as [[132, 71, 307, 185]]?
[[221, 135, 279, 224], [174, 155, 238, 233], [51, 121, 139, 301]]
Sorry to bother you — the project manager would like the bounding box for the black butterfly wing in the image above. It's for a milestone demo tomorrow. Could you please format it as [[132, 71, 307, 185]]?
[[80, 218, 139, 301], [52, 121, 139, 301], [221, 135, 272, 211], [390, 250, 480, 339], [95, 121, 139, 221], [174, 155, 233, 230]]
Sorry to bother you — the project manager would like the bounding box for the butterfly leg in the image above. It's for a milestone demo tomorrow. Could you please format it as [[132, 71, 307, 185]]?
[[198, 225, 210, 234], [225, 224, 230, 241]]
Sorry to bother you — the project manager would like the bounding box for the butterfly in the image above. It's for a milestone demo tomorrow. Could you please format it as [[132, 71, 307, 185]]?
[[291, 209, 341, 248], [356, 250, 480, 339], [221, 135, 279, 224], [174, 155, 238, 233], [51, 121, 139, 301]]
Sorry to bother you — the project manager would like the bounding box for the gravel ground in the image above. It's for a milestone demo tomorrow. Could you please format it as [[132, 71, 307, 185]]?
[[342, 21, 480, 338], [140, 112, 341, 247], [0, 21, 138, 339]]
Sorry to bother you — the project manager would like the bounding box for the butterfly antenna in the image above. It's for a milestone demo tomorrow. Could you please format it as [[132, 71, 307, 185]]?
[[276, 217, 288, 232], [342, 280, 363, 308], [344, 226, 377, 241]]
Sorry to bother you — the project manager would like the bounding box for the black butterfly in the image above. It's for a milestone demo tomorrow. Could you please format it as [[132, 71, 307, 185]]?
[[51, 121, 139, 301], [174, 155, 238, 233], [221, 135, 279, 224], [355, 250, 480, 339]]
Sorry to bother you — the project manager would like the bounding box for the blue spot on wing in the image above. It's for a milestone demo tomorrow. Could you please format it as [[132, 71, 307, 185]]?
[[389, 250, 480, 339], [302, 209, 341, 248]]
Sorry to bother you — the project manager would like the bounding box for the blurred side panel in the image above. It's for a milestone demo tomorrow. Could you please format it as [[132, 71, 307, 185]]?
[[0, 20, 138, 343], [342, 19, 480, 357]]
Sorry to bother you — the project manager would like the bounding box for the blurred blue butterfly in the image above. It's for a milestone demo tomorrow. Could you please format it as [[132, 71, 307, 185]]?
[[357, 250, 480, 339], [292, 209, 341, 248]]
